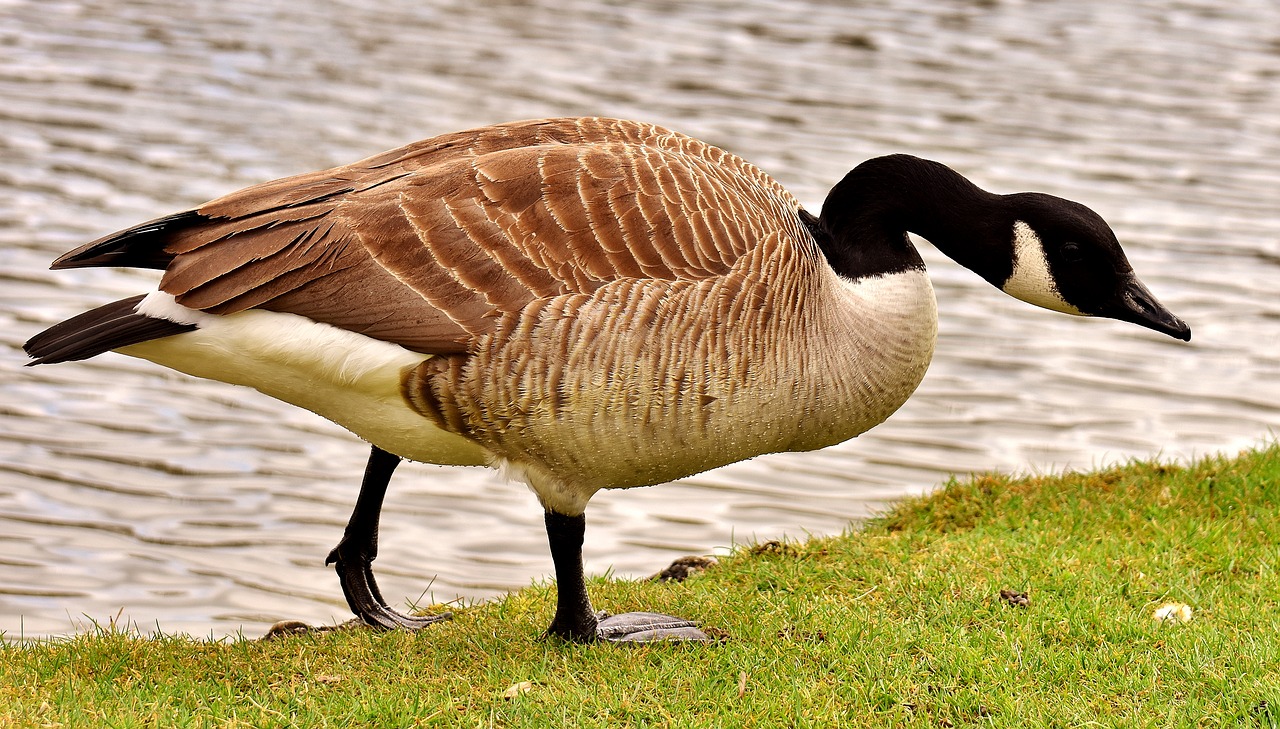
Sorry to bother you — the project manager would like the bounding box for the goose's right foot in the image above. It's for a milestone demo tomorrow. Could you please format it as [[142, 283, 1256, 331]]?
[[327, 539, 451, 630], [328, 444, 450, 631]]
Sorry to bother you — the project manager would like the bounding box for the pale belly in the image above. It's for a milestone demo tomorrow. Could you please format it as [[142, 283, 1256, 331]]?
[[120, 265, 937, 518], [120, 295, 489, 467]]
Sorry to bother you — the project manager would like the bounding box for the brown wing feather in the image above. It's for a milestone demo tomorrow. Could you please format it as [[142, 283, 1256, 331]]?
[[145, 117, 803, 354]]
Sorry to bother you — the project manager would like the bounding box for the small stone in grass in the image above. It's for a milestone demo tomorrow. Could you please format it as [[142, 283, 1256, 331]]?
[[260, 618, 366, 640], [502, 681, 534, 699], [1153, 602, 1193, 624], [650, 555, 718, 582], [999, 589, 1030, 607], [262, 620, 312, 638]]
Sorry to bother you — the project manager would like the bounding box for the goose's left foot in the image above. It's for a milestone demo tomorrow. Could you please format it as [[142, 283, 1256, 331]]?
[[327, 445, 451, 630], [596, 611, 709, 643], [544, 510, 712, 644]]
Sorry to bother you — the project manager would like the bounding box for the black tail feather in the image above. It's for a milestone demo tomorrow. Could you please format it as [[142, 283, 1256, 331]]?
[[24, 295, 196, 366]]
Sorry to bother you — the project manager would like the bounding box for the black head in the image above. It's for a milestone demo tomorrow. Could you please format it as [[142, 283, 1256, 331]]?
[[997, 192, 1190, 341], [819, 155, 1190, 341]]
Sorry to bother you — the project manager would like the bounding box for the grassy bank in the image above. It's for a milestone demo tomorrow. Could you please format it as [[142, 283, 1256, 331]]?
[[3, 446, 1279, 727]]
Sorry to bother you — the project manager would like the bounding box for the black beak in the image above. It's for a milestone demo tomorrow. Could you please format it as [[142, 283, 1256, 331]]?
[[1104, 276, 1191, 341]]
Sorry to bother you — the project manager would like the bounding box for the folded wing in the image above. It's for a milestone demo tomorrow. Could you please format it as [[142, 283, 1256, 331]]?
[[52, 117, 803, 354]]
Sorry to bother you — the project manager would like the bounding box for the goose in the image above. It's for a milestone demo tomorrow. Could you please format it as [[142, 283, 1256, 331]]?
[[24, 117, 1190, 643]]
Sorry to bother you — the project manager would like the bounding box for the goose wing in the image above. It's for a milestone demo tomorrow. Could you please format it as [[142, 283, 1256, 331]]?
[[53, 118, 804, 354]]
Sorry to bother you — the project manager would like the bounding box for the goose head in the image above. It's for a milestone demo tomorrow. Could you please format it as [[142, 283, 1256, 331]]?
[[820, 155, 1191, 341], [992, 192, 1190, 341]]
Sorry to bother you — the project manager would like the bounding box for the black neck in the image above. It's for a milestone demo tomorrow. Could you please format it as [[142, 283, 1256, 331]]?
[[813, 155, 1010, 284]]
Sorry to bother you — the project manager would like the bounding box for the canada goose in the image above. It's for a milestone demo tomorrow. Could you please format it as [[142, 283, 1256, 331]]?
[[24, 117, 1190, 643]]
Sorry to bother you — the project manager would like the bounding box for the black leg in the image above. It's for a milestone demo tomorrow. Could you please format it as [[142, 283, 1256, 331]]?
[[543, 509, 710, 643], [326, 445, 450, 630], [544, 510, 599, 641]]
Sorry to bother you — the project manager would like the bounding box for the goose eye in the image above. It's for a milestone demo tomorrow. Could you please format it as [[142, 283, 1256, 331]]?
[[1061, 242, 1083, 263]]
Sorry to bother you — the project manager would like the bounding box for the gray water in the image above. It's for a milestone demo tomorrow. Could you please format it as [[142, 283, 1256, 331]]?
[[1, 0, 1277, 639]]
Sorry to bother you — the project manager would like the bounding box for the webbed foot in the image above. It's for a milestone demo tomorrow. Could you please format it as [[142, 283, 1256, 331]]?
[[596, 611, 710, 643], [326, 539, 451, 631], [327, 445, 451, 631], [543, 510, 712, 644]]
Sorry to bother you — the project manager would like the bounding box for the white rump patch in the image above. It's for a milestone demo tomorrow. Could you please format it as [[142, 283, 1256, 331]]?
[[135, 290, 211, 325], [1002, 221, 1084, 315]]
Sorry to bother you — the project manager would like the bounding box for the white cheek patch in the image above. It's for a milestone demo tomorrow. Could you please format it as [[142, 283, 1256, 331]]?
[[1001, 220, 1084, 315]]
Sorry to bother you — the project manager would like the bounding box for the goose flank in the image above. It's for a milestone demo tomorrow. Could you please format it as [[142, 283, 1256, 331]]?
[[24, 117, 1190, 642]]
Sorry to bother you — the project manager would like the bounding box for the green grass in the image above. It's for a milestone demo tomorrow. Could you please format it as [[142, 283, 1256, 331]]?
[[4, 446, 1280, 727]]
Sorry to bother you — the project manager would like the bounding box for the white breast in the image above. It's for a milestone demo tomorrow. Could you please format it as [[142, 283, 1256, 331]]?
[[451, 266, 938, 515], [802, 267, 939, 447]]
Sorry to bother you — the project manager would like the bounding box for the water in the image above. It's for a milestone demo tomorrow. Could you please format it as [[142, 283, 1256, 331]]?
[[1, 0, 1277, 638]]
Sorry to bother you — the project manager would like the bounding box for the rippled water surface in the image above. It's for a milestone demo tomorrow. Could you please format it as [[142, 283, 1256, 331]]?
[[2, 0, 1278, 638]]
